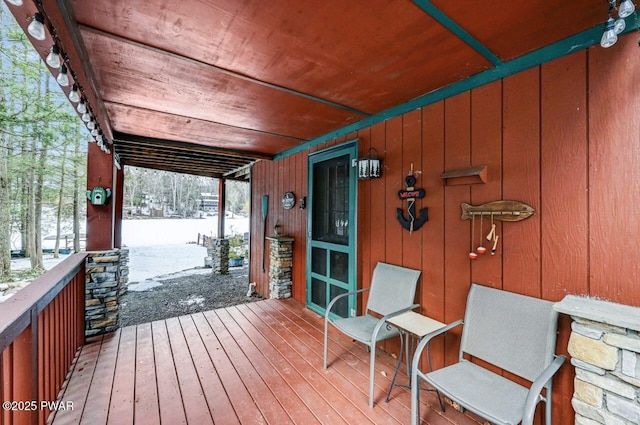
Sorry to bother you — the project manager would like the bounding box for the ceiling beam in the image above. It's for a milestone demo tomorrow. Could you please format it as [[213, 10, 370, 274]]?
[[78, 24, 371, 119], [115, 149, 252, 169], [106, 101, 307, 144], [412, 0, 502, 66], [113, 132, 273, 161], [122, 162, 224, 178], [53, 0, 115, 140]]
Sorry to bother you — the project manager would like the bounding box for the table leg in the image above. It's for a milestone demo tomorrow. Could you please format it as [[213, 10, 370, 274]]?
[[385, 331, 407, 402]]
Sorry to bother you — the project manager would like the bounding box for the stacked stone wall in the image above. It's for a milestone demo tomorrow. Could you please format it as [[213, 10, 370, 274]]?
[[85, 250, 122, 336], [267, 237, 293, 299], [555, 296, 640, 425], [208, 239, 229, 274]]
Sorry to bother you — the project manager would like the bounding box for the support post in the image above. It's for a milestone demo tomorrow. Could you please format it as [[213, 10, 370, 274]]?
[[113, 165, 124, 248], [86, 142, 114, 250], [218, 178, 226, 238]]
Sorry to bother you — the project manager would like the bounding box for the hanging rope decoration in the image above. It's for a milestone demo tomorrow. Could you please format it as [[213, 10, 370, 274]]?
[[396, 163, 428, 232]]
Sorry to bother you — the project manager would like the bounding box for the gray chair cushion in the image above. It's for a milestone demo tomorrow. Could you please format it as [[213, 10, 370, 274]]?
[[332, 315, 400, 343], [424, 360, 529, 425]]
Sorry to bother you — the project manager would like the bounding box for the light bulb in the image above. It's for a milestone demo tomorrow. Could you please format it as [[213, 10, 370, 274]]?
[[619, 0, 635, 18], [27, 13, 46, 41], [600, 18, 618, 48], [6, 0, 24, 5], [77, 101, 87, 114], [96, 134, 103, 143], [91, 129, 99, 136], [45, 45, 60, 68], [57, 65, 69, 86], [97, 139, 103, 148], [81, 112, 91, 122], [87, 120, 95, 130], [68, 84, 80, 103], [105, 148, 111, 155], [614, 18, 626, 34]]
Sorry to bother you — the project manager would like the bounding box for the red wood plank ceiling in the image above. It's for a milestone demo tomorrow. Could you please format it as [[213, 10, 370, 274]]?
[[5, 0, 610, 177]]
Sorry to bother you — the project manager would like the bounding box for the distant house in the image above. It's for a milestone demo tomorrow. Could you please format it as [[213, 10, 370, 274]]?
[[199, 193, 219, 212]]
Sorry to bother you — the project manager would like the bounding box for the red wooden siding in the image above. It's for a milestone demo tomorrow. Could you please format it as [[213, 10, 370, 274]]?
[[250, 34, 640, 424], [1, 254, 86, 425]]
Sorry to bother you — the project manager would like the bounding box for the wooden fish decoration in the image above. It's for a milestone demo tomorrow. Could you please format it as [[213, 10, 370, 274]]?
[[461, 200, 534, 222]]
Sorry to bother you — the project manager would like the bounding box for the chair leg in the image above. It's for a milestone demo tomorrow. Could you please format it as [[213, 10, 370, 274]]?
[[369, 342, 376, 408], [411, 371, 420, 425], [323, 319, 329, 369], [545, 392, 552, 425]]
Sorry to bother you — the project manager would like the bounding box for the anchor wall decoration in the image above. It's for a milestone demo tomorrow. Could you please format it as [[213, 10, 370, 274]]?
[[396, 165, 428, 232]]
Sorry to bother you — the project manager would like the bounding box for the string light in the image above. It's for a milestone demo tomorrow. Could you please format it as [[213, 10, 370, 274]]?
[[68, 84, 80, 103], [27, 13, 46, 40], [56, 64, 69, 86], [22, 10, 112, 155], [601, 17, 618, 47], [601, 0, 638, 48], [620, 0, 636, 18], [45, 45, 61, 68]]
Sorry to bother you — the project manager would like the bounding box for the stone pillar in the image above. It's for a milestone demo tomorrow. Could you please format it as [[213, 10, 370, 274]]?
[[554, 296, 640, 425], [119, 246, 129, 296], [266, 236, 293, 299], [85, 249, 123, 336], [208, 238, 229, 274]]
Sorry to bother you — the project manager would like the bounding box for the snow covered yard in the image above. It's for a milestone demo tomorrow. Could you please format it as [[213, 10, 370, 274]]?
[[1, 215, 249, 302]]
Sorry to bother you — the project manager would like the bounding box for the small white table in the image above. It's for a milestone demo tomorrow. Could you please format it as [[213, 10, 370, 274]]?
[[385, 311, 446, 402]]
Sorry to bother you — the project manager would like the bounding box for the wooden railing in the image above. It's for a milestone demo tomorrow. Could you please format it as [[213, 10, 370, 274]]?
[[0, 253, 87, 425], [197, 233, 214, 247]]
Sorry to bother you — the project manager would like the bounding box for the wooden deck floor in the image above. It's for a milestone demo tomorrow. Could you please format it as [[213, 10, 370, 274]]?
[[49, 299, 482, 425]]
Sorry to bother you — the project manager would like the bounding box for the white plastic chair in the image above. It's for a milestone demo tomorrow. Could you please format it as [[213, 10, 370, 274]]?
[[324, 262, 420, 407]]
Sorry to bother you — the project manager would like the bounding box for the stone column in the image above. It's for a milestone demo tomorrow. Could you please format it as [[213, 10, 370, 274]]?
[[554, 296, 640, 425], [208, 238, 229, 274], [85, 249, 122, 336], [118, 246, 129, 296], [266, 236, 293, 299]]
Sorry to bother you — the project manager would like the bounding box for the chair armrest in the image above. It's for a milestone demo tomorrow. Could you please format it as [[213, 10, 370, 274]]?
[[325, 287, 370, 321], [522, 355, 566, 425], [411, 319, 463, 376]]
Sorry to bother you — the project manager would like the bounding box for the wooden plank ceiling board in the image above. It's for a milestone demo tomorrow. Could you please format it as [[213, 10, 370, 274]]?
[[105, 103, 302, 155], [70, 0, 491, 114], [79, 27, 364, 141], [429, 0, 606, 61], [8, 0, 614, 178]]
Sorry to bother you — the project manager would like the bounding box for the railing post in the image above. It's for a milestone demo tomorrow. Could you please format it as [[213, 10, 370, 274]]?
[[11, 322, 32, 425]]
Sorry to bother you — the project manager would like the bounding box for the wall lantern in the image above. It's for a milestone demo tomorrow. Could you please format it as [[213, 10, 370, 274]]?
[[358, 147, 382, 179]]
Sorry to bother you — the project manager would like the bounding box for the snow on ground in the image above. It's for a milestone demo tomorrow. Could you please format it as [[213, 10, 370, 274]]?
[[127, 267, 212, 292], [3, 216, 249, 302], [123, 215, 248, 283], [122, 215, 248, 247]]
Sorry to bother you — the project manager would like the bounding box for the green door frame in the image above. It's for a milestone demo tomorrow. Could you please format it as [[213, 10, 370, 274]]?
[[306, 140, 358, 318]]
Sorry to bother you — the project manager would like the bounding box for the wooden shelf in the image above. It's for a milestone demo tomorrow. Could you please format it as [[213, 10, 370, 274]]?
[[440, 165, 487, 185]]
